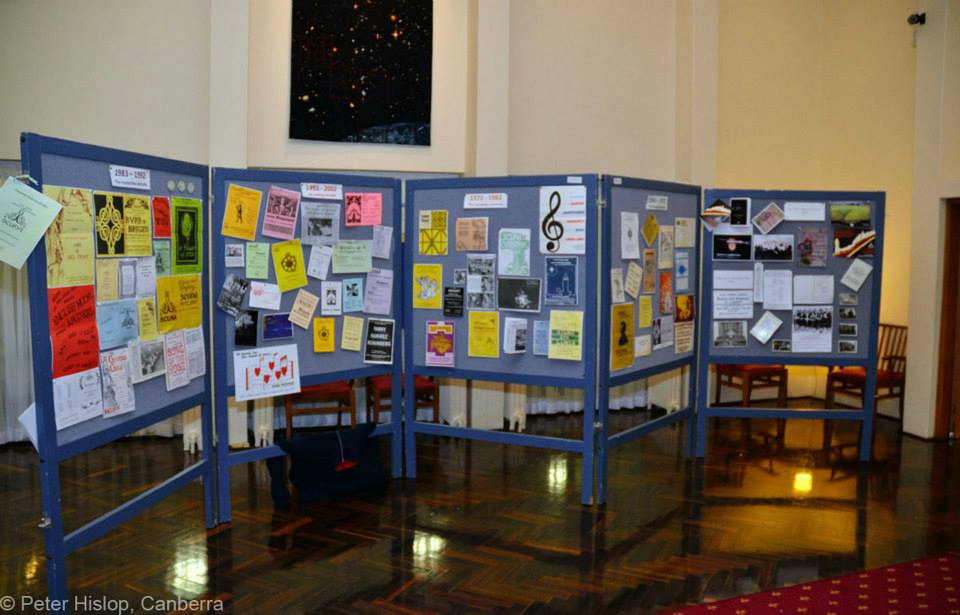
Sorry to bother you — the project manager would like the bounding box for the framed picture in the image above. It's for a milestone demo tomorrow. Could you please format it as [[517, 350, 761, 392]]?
[[713, 320, 748, 348]]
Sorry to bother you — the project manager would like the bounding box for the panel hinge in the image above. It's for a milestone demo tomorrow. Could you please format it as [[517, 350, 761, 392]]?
[[38, 517, 52, 529]]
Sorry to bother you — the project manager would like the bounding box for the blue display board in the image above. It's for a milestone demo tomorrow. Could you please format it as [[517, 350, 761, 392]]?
[[695, 189, 885, 460], [20, 133, 214, 613], [596, 176, 701, 504], [211, 168, 403, 523], [403, 175, 600, 504]]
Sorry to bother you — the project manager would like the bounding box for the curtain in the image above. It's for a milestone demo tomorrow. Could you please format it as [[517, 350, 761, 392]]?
[[0, 264, 33, 444]]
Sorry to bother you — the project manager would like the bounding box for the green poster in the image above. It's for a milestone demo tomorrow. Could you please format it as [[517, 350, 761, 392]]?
[[171, 197, 202, 275]]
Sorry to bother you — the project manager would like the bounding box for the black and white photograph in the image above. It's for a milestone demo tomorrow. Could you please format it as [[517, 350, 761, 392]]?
[[792, 306, 833, 353], [839, 292, 859, 306], [132, 339, 166, 383], [234, 310, 258, 347], [466, 274, 495, 309], [772, 339, 792, 352], [713, 320, 748, 348], [838, 340, 858, 353], [466, 253, 496, 309], [301, 202, 340, 246], [752, 234, 794, 261], [467, 253, 496, 276], [839, 307, 857, 320], [713, 234, 752, 260], [216, 274, 249, 317], [652, 315, 675, 350], [225, 243, 245, 268], [497, 277, 542, 312], [839, 323, 858, 337], [453, 268, 467, 285]]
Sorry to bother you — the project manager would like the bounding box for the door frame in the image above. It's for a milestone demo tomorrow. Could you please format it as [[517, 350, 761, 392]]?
[[935, 198, 960, 438]]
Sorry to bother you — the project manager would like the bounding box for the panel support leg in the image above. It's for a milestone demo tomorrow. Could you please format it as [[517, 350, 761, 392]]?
[[581, 384, 596, 505], [215, 397, 232, 525], [391, 369, 403, 478], [403, 371, 417, 478], [40, 457, 68, 615], [200, 401, 217, 527]]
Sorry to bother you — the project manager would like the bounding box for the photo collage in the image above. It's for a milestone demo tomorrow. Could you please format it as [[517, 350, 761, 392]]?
[[609, 193, 697, 372], [412, 185, 588, 367], [705, 197, 876, 355], [218, 182, 396, 401]]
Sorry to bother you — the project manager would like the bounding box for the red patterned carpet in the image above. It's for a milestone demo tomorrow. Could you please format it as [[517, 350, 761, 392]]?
[[665, 555, 960, 615]]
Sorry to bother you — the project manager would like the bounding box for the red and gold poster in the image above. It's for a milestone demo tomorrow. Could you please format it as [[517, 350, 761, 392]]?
[[47, 285, 100, 378]]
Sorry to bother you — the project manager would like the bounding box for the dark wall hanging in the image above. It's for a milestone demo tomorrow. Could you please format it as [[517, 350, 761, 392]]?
[[290, 0, 433, 146]]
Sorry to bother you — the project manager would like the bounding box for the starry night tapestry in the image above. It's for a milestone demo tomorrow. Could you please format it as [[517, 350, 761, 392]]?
[[289, 0, 433, 146]]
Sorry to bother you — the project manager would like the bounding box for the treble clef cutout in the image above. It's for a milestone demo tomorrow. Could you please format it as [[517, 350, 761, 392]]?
[[542, 190, 564, 252]]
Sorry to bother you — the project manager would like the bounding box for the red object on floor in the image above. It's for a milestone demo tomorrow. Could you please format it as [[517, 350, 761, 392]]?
[[665, 554, 960, 614]]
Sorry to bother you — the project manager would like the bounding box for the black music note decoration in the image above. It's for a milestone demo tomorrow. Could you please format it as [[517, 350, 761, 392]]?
[[541, 190, 564, 252]]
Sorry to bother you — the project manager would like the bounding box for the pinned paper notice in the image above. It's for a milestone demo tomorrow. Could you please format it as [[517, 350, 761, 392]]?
[[0, 177, 63, 269], [109, 165, 150, 190]]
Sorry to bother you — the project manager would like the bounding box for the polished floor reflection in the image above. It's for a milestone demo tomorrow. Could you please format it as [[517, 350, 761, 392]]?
[[0, 413, 958, 613]]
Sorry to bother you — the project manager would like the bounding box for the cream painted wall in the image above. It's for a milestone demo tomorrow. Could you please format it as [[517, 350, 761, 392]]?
[[0, 0, 211, 164], [712, 1, 917, 420], [507, 1, 679, 179], [905, 0, 960, 438], [715, 0, 916, 327], [246, 0, 469, 173]]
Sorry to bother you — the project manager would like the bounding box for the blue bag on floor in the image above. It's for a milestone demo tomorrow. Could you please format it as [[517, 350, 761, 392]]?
[[266, 422, 387, 508]]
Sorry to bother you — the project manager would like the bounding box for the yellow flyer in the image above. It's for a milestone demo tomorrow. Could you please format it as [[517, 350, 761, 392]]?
[[95, 259, 119, 302], [43, 186, 94, 287], [222, 184, 263, 240], [138, 296, 158, 340], [610, 304, 635, 370], [418, 210, 448, 255], [548, 310, 584, 361], [638, 295, 653, 328], [156, 274, 202, 333], [123, 194, 153, 256], [341, 315, 364, 351], [313, 317, 336, 352], [468, 311, 499, 358], [271, 239, 307, 292], [412, 263, 442, 309]]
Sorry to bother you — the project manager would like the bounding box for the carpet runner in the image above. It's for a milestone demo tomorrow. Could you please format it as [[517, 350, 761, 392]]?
[[664, 554, 960, 614]]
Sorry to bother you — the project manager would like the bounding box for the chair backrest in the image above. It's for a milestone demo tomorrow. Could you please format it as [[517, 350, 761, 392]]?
[[877, 323, 908, 375]]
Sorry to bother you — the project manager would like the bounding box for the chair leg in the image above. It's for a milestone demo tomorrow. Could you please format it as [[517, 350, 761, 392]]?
[[285, 397, 293, 440], [714, 372, 723, 405], [898, 386, 905, 430], [432, 389, 440, 423], [823, 375, 836, 449], [349, 391, 357, 427], [372, 389, 381, 424]]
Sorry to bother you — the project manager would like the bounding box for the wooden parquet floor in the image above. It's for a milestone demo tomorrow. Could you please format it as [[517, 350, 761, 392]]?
[[2, 411, 959, 614]]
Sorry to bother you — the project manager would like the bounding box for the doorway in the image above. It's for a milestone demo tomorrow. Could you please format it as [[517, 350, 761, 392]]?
[[936, 199, 960, 439]]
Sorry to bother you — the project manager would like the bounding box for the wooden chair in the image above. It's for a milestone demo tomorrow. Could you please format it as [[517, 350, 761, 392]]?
[[283, 380, 356, 439], [366, 375, 439, 423], [714, 364, 788, 449], [824, 323, 907, 448]]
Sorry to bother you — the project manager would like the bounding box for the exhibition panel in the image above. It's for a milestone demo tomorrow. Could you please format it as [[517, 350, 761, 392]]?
[[210, 167, 403, 522], [695, 189, 886, 460], [19, 133, 215, 613]]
